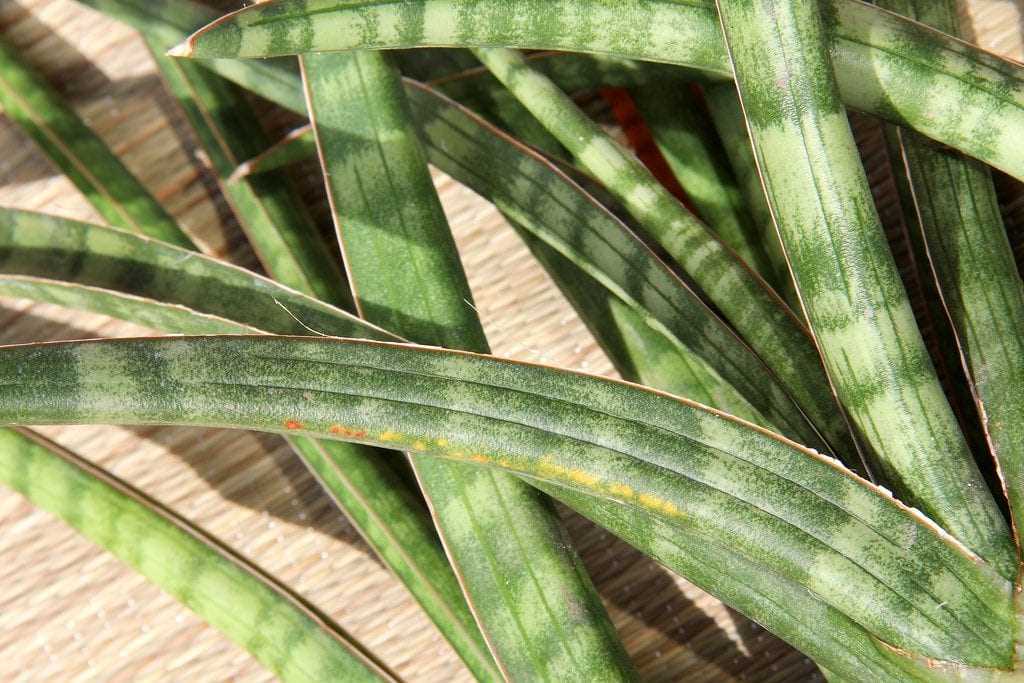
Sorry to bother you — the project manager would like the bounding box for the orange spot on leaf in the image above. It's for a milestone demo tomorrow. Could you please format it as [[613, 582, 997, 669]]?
[[328, 425, 367, 439], [284, 420, 303, 430]]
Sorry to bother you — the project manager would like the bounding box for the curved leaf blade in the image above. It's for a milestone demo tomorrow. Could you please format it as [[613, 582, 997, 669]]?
[[0, 262, 934, 681], [0, 427, 391, 682], [0, 334, 1013, 671], [0, 208, 385, 341], [172, 0, 1024, 183]]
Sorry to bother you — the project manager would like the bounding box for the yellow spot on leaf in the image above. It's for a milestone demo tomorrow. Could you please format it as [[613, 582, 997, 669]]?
[[379, 431, 403, 442], [568, 469, 599, 487], [412, 440, 427, 452], [638, 493, 680, 517], [608, 483, 635, 499], [436, 438, 449, 448], [470, 454, 491, 464]]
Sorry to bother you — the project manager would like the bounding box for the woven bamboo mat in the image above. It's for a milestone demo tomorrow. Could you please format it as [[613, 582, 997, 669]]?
[[0, 1, 1020, 681]]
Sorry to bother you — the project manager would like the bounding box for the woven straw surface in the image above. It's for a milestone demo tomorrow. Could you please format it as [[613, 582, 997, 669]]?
[[0, 1, 1020, 681]]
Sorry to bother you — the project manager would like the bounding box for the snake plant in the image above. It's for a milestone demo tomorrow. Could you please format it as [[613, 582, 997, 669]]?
[[2, 0, 1024, 680]]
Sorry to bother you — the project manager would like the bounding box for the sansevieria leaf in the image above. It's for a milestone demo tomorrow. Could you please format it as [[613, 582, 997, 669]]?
[[0, 427, 392, 682], [0, 36, 191, 248], [0, 335, 1015, 679], [878, 0, 1024, 562], [172, 0, 1024, 183], [302, 48, 631, 680], [715, 0, 1015, 578], [0, 264, 962, 682]]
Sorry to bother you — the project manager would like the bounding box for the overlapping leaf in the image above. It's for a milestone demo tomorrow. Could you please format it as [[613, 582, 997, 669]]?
[[143, 36, 351, 308], [173, 0, 1024, 183], [0, 334, 1014, 679], [715, 0, 1015, 578], [302, 47, 630, 680], [0, 207, 507, 678]]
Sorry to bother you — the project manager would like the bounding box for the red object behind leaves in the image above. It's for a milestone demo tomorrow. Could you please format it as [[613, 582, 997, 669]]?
[[599, 87, 694, 211]]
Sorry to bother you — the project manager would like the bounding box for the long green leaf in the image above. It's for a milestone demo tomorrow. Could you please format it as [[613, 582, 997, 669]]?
[[0, 37, 191, 248], [0, 427, 391, 682], [0, 334, 1014, 675], [632, 81, 780, 289], [715, 0, 1015, 579], [0, 208, 382, 340], [0, 208, 504, 676], [878, 0, 1024, 563], [302, 48, 630, 680], [141, 37, 352, 309], [171, 0, 1024, 184], [700, 83, 795, 305], [470, 47, 858, 466]]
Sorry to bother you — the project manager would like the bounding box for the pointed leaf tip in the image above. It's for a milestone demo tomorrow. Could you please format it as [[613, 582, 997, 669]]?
[[166, 41, 192, 58]]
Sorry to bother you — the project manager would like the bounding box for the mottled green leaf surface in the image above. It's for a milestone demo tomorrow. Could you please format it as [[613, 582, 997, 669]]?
[[716, 0, 1015, 578], [302, 48, 630, 681], [632, 81, 779, 288], [174, 0, 1024, 183], [0, 221, 1018, 676], [0, 37, 190, 248], [0, 335, 1014, 675], [404, 82, 824, 449], [0, 428, 391, 682], [878, 0, 1024, 564]]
